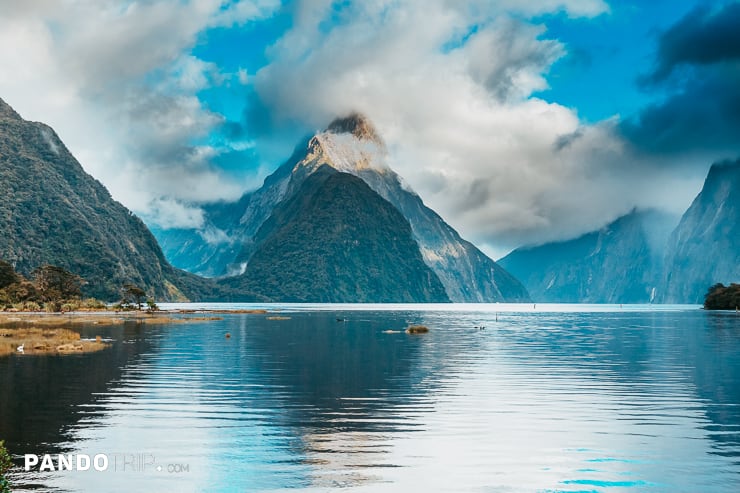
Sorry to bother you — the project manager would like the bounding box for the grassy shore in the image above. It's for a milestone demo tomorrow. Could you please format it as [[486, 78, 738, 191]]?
[[0, 309, 267, 357], [0, 327, 109, 356], [0, 310, 267, 356]]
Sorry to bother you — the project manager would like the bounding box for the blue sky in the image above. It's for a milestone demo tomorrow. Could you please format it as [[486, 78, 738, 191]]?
[[194, 0, 702, 127], [1, 0, 738, 253], [189, 0, 702, 135]]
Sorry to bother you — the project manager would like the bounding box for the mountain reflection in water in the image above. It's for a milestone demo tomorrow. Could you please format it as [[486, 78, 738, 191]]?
[[1, 305, 739, 492]]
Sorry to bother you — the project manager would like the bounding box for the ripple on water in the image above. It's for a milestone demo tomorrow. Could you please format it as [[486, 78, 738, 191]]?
[[2, 306, 739, 492]]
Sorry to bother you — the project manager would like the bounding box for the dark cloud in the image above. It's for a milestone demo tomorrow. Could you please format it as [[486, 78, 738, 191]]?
[[622, 64, 740, 154], [645, 3, 740, 83], [621, 3, 740, 156]]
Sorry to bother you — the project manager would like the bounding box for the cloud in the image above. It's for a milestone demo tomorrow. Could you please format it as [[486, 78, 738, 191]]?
[[144, 198, 206, 230], [0, 0, 279, 226], [621, 2, 740, 157], [247, 0, 696, 252], [644, 3, 740, 83], [2, 0, 723, 256]]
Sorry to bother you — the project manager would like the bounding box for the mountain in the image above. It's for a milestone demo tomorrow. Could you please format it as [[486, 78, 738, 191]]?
[[499, 209, 677, 303], [154, 114, 530, 302], [221, 165, 449, 302], [660, 160, 740, 303], [0, 97, 223, 301]]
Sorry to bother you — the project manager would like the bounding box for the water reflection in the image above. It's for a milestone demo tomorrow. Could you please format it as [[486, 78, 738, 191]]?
[[0, 323, 157, 453], [1, 307, 739, 492]]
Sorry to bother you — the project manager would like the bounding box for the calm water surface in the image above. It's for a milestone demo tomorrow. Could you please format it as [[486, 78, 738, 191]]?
[[1, 304, 739, 492]]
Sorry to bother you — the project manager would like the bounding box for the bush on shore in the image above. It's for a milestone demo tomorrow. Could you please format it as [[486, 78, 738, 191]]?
[[704, 283, 740, 310], [0, 260, 153, 313]]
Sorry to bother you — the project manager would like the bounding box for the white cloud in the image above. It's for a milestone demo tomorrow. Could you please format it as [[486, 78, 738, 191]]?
[[0, 0, 279, 226], [145, 198, 206, 230], [248, 0, 709, 252], [0, 0, 708, 254]]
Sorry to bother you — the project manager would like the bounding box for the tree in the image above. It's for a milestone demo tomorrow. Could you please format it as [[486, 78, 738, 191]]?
[[32, 265, 83, 301], [146, 298, 159, 312], [0, 261, 17, 290], [0, 280, 39, 304], [121, 284, 147, 310], [704, 283, 740, 310]]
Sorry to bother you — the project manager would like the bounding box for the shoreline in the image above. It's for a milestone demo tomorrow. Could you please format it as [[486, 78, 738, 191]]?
[[0, 309, 267, 357]]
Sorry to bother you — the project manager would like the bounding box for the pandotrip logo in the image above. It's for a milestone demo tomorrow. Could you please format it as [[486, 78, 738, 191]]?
[[24, 453, 190, 474]]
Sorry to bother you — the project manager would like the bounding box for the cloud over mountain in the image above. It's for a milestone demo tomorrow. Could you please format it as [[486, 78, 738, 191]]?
[[0, 0, 279, 227], [2, 0, 735, 256]]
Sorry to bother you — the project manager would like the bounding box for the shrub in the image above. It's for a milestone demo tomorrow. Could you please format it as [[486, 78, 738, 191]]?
[[704, 283, 740, 310]]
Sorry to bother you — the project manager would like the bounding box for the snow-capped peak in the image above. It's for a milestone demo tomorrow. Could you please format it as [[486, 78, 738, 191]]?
[[295, 113, 389, 175], [326, 112, 384, 145]]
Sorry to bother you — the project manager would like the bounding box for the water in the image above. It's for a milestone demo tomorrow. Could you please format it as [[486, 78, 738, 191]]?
[[1, 304, 740, 492]]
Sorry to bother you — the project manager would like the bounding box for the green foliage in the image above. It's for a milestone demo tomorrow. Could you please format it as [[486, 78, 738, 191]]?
[[704, 283, 740, 310], [225, 167, 449, 302], [0, 103, 196, 301], [0, 279, 38, 305], [146, 298, 159, 312], [0, 260, 107, 311], [0, 440, 11, 493], [120, 284, 147, 310], [0, 261, 17, 290], [33, 264, 82, 302]]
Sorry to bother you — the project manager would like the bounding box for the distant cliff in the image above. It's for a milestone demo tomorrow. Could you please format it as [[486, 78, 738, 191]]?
[[660, 160, 740, 303], [500, 209, 676, 303]]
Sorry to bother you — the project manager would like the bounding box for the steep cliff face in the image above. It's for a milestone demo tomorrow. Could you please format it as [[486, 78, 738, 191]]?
[[155, 114, 530, 302], [660, 160, 740, 303], [222, 166, 450, 302], [500, 209, 677, 303], [0, 97, 217, 301]]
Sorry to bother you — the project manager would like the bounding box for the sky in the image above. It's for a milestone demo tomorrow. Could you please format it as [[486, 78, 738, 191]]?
[[1, 0, 739, 258]]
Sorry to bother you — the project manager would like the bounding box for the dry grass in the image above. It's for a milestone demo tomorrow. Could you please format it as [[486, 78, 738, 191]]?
[[0, 327, 109, 356], [0, 312, 224, 329]]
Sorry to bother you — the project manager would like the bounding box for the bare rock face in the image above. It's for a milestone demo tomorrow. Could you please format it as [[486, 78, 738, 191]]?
[[659, 160, 740, 303], [500, 159, 740, 304], [326, 112, 384, 144], [500, 209, 677, 303]]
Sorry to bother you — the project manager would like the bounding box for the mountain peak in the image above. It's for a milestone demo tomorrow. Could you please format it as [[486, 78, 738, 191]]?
[[326, 112, 383, 144], [0, 97, 21, 120]]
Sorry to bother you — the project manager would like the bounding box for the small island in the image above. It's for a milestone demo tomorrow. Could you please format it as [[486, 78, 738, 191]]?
[[704, 283, 740, 310]]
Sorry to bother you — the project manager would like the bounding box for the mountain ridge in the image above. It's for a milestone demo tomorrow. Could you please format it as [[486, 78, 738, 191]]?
[[500, 208, 677, 303], [0, 97, 226, 301], [659, 159, 740, 303], [155, 113, 530, 302], [222, 165, 450, 302]]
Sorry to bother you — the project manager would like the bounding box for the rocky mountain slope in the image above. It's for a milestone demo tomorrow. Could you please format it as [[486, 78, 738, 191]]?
[[155, 114, 530, 302], [500, 209, 677, 303], [222, 165, 450, 302], [0, 97, 222, 301], [660, 160, 740, 303]]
